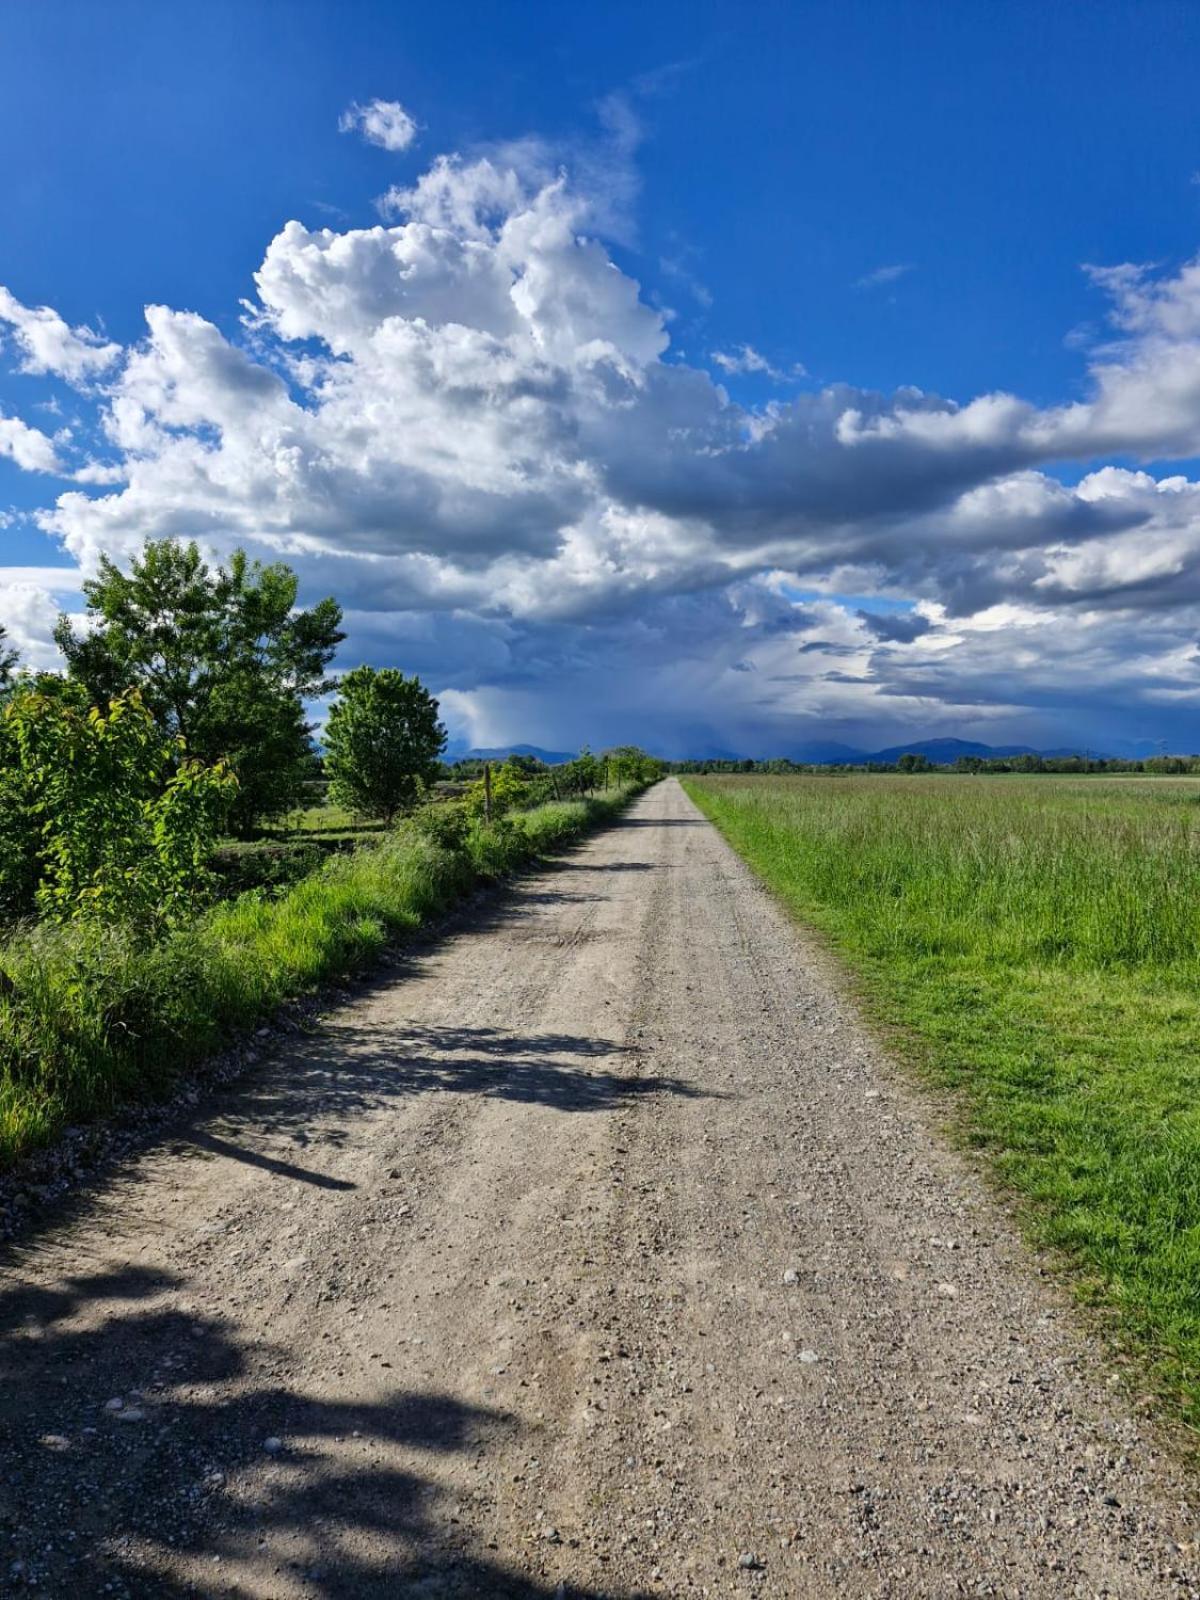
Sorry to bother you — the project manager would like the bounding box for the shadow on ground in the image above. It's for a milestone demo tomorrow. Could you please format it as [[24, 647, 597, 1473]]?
[[0, 1267, 653, 1598], [203, 1021, 711, 1165]]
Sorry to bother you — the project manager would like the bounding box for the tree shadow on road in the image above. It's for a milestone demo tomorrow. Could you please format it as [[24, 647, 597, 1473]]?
[[549, 860, 660, 874], [609, 816, 704, 828], [212, 1021, 713, 1155], [0, 1266, 654, 1598]]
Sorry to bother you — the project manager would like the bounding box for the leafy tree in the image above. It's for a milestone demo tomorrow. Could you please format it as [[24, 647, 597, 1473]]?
[[897, 751, 933, 773], [3, 685, 235, 927], [604, 745, 666, 786], [202, 670, 318, 837], [54, 540, 342, 834], [324, 667, 446, 823], [560, 749, 600, 796], [0, 625, 16, 693]]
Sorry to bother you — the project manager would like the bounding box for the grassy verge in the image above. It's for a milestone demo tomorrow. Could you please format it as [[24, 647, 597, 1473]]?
[[683, 773, 1200, 1430], [0, 787, 646, 1168]]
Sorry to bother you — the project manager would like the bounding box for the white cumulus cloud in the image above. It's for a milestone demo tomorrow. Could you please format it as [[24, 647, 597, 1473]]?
[[0, 412, 62, 473], [0, 286, 121, 381], [3, 128, 1200, 752], [338, 98, 418, 153]]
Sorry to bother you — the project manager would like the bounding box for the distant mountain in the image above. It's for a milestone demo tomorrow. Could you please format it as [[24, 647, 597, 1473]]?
[[861, 737, 1041, 765], [824, 737, 1101, 765], [458, 743, 576, 766]]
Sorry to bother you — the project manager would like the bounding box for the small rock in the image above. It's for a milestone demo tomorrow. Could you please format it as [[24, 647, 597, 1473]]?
[[104, 1398, 124, 1413], [115, 1407, 146, 1423], [781, 1269, 799, 1285], [263, 1436, 284, 1454], [40, 1433, 70, 1451], [936, 1282, 958, 1299], [543, 1527, 562, 1544], [797, 1349, 820, 1364], [738, 1551, 765, 1570]]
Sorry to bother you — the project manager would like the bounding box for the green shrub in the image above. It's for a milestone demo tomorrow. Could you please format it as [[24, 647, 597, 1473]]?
[[408, 800, 471, 852], [3, 685, 235, 929]]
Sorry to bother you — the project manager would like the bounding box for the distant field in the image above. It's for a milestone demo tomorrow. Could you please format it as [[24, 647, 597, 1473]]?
[[683, 773, 1200, 1427], [272, 801, 386, 843]]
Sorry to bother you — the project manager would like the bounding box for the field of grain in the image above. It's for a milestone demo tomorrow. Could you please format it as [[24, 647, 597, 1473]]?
[[683, 773, 1200, 1425]]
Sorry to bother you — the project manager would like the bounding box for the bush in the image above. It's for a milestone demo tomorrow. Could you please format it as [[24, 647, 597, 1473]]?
[[3, 685, 235, 929], [408, 800, 471, 853]]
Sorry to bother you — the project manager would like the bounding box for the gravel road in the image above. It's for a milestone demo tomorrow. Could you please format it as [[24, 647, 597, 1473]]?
[[1, 778, 1197, 1598]]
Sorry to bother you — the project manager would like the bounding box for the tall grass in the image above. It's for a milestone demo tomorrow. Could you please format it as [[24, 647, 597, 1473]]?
[[684, 774, 1200, 1428], [0, 790, 643, 1167]]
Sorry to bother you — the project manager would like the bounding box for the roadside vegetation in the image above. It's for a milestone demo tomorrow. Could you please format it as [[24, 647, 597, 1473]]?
[[0, 538, 663, 1168], [684, 773, 1200, 1428]]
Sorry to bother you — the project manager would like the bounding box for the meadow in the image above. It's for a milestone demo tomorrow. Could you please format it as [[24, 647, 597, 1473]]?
[[683, 773, 1200, 1429]]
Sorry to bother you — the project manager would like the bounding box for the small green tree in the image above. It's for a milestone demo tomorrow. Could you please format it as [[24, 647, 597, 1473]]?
[[55, 539, 342, 834], [4, 685, 235, 927], [897, 751, 933, 773], [604, 745, 666, 786], [561, 749, 600, 796], [324, 667, 446, 822]]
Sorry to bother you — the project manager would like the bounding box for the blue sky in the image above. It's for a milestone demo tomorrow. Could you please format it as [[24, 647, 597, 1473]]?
[[3, 0, 1200, 754]]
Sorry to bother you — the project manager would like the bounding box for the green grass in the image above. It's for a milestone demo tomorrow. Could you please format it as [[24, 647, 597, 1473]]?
[[683, 773, 1200, 1429], [0, 788, 646, 1169], [267, 800, 387, 843]]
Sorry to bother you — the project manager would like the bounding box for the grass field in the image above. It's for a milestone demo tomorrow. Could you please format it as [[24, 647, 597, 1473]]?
[[683, 773, 1200, 1429]]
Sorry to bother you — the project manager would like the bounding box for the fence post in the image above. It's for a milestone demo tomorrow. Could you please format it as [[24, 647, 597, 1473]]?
[[483, 762, 492, 824]]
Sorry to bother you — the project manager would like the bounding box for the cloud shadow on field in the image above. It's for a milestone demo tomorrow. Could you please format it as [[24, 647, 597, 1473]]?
[[0, 1266, 654, 1598]]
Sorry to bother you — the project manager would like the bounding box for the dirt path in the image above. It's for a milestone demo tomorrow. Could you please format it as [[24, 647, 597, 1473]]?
[[1, 779, 1197, 1598]]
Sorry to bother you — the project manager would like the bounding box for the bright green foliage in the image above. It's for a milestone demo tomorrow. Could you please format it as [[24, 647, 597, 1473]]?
[[54, 539, 343, 834], [0, 722, 41, 920], [0, 625, 16, 692], [604, 745, 667, 786], [4, 686, 235, 928], [684, 772, 1200, 1430], [559, 749, 600, 795], [464, 758, 537, 820], [324, 667, 446, 822], [0, 782, 652, 1164]]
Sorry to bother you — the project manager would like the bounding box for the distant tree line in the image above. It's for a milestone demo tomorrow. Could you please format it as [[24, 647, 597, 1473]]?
[[668, 752, 1200, 776]]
